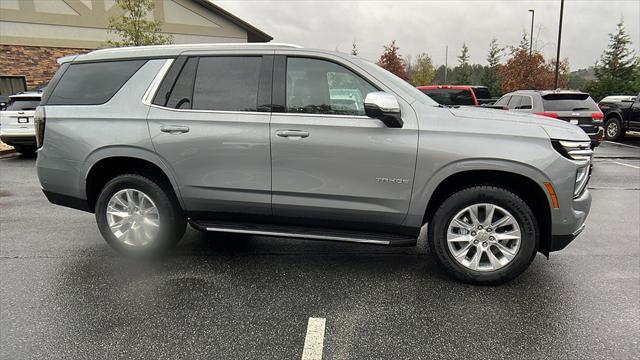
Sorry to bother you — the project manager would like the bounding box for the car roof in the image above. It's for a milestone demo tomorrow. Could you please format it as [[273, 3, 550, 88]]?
[[600, 95, 636, 102], [508, 89, 588, 96], [60, 43, 306, 63], [9, 92, 42, 99]]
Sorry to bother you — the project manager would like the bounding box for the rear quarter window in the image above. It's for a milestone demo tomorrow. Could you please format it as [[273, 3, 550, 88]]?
[[47, 60, 146, 105], [542, 93, 599, 112]]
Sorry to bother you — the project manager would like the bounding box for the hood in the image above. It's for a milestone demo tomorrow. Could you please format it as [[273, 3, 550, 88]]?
[[448, 106, 589, 141]]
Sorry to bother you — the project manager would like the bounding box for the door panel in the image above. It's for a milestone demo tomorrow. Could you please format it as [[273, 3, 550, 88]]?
[[270, 114, 417, 225], [148, 109, 271, 215]]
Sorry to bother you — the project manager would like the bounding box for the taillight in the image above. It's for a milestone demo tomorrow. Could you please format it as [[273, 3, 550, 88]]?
[[34, 106, 46, 148], [591, 112, 604, 124], [535, 112, 559, 118]]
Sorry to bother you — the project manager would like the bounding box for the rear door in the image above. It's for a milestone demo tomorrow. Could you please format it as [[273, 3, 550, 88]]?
[[269, 55, 418, 227], [630, 97, 640, 128], [0, 96, 40, 137], [147, 54, 273, 217], [541, 93, 600, 136]]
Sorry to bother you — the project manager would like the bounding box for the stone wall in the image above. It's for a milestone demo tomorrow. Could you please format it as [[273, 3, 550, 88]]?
[[0, 45, 91, 90]]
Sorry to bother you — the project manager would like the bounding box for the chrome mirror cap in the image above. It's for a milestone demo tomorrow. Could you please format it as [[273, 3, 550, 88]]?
[[364, 91, 403, 128]]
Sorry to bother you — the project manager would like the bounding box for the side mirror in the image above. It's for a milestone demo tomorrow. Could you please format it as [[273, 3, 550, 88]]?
[[364, 92, 403, 128]]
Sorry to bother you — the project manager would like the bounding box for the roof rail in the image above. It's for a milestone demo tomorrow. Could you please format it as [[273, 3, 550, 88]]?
[[88, 42, 302, 55]]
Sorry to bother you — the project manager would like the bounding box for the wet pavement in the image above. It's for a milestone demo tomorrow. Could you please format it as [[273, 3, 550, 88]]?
[[1, 139, 639, 359]]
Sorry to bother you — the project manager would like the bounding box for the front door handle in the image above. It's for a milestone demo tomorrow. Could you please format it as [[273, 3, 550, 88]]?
[[160, 125, 190, 134], [276, 130, 309, 138]]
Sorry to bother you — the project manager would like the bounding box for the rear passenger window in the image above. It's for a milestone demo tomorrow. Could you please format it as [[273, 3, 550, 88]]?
[[166, 58, 197, 109], [192, 57, 262, 111], [494, 96, 510, 106], [47, 60, 146, 105]]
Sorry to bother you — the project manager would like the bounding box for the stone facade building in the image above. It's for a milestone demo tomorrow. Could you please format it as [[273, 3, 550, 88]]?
[[0, 0, 271, 91]]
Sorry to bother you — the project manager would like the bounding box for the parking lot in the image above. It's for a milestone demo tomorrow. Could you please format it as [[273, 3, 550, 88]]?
[[1, 139, 638, 359]]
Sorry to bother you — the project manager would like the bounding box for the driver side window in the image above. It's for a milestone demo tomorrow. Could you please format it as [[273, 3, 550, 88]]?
[[286, 57, 377, 116]]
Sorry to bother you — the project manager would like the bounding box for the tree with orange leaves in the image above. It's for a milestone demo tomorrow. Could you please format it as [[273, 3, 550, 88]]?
[[498, 48, 569, 93], [377, 40, 408, 81]]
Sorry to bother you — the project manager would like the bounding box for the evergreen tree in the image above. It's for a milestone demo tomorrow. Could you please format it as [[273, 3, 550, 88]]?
[[106, 0, 173, 47], [455, 43, 472, 84], [377, 40, 408, 80], [481, 38, 504, 96], [585, 19, 639, 100]]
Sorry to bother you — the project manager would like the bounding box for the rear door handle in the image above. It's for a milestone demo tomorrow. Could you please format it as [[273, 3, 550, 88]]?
[[160, 125, 190, 134], [276, 130, 309, 138]]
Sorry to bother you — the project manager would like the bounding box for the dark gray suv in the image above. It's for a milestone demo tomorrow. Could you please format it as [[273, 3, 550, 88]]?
[[35, 44, 592, 284]]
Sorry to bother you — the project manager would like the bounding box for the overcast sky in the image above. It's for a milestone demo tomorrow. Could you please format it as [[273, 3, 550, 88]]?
[[217, 0, 640, 70]]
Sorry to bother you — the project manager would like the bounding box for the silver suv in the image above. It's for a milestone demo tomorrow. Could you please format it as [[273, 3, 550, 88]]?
[[35, 44, 592, 284]]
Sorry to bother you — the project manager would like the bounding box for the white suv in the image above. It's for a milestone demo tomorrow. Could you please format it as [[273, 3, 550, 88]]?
[[0, 92, 42, 154]]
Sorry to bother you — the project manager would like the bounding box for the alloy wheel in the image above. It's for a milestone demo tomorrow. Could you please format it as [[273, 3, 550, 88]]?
[[106, 189, 160, 246]]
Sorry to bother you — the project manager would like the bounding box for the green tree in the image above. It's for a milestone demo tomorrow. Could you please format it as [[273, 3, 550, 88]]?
[[410, 53, 435, 86], [517, 30, 530, 52], [377, 40, 408, 80], [351, 40, 358, 56], [481, 38, 504, 96], [455, 43, 472, 84], [106, 0, 173, 47], [585, 19, 639, 100]]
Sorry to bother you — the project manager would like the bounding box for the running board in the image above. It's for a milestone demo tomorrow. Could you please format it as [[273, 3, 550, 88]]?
[[189, 220, 417, 246]]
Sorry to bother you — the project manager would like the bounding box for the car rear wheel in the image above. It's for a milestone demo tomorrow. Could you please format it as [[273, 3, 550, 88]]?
[[605, 117, 623, 141], [95, 174, 186, 256], [428, 186, 538, 285]]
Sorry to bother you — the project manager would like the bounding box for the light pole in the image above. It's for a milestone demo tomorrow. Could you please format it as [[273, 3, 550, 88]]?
[[528, 9, 535, 55], [444, 45, 448, 83], [554, 0, 565, 89]]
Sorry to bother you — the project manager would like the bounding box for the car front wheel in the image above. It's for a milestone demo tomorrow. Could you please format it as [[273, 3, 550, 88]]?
[[95, 174, 186, 256], [428, 186, 538, 285]]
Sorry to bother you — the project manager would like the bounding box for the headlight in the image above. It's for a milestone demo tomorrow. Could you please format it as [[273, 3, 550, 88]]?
[[574, 165, 590, 198], [551, 140, 593, 161]]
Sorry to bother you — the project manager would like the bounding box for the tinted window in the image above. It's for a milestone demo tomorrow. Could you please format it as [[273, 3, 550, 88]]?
[[494, 96, 510, 106], [286, 57, 377, 115], [542, 93, 599, 111], [419, 89, 475, 106], [192, 57, 261, 111], [166, 58, 197, 109], [47, 60, 146, 105], [473, 87, 491, 99], [6, 97, 41, 110]]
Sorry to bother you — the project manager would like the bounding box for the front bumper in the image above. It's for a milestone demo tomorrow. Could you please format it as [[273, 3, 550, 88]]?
[[549, 188, 592, 252]]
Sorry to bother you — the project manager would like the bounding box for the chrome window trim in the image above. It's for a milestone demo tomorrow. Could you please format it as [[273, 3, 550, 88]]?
[[272, 112, 371, 119], [147, 103, 267, 116], [142, 58, 175, 106]]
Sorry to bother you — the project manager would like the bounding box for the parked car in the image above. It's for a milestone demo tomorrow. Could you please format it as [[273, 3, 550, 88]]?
[[598, 93, 640, 140], [495, 90, 604, 147], [599, 95, 636, 103], [0, 92, 42, 154], [36, 44, 592, 285], [417, 85, 496, 106]]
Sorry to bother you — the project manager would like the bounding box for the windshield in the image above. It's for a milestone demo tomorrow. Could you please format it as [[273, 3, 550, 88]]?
[[6, 97, 41, 111], [353, 58, 439, 106]]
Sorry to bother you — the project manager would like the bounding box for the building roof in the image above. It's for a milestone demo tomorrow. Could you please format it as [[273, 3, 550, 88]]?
[[193, 0, 272, 42]]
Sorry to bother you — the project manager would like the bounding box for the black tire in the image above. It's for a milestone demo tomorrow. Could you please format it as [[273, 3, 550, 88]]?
[[427, 186, 538, 285], [604, 117, 623, 141], [95, 173, 186, 256]]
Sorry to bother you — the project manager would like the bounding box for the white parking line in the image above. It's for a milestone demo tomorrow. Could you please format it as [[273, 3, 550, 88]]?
[[301, 317, 326, 360], [611, 161, 640, 170], [604, 141, 640, 149]]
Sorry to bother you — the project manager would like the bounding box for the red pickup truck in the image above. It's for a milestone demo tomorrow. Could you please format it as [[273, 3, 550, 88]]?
[[417, 85, 497, 106]]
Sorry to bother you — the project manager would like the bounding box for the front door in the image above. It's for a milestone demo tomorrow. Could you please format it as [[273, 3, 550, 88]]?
[[270, 56, 418, 227]]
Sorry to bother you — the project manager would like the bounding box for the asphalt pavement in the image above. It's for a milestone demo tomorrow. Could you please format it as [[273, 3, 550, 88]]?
[[1, 139, 639, 359]]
